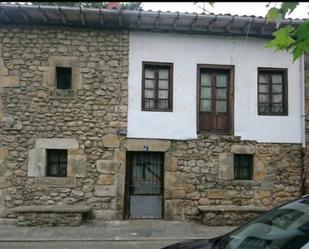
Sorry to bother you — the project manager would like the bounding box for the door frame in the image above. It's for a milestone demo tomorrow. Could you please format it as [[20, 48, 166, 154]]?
[[124, 151, 165, 219], [196, 64, 235, 135]]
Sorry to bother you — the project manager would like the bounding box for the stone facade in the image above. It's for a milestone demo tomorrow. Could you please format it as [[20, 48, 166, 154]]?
[[0, 24, 129, 220], [0, 23, 304, 226], [167, 135, 302, 225]]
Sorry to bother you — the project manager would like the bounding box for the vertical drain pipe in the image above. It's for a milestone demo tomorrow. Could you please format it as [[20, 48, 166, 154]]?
[[300, 55, 306, 195]]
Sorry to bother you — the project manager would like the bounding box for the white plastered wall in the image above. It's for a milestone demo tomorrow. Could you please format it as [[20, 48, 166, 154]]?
[[127, 31, 302, 143]]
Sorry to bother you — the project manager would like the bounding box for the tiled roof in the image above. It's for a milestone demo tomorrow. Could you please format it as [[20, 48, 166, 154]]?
[[0, 3, 306, 38]]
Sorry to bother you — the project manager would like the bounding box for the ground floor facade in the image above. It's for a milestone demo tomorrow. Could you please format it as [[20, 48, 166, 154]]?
[[0, 134, 303, 226]]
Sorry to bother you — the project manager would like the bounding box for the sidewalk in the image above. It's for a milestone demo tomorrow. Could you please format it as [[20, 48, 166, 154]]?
[[0, 219, 236, 242]]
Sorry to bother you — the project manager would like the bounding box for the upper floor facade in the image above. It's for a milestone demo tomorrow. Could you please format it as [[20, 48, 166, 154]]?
[[127, 31, 304, 143]]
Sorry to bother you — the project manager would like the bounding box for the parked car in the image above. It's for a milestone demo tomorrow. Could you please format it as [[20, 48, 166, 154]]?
[[161, 194, 309, 249]]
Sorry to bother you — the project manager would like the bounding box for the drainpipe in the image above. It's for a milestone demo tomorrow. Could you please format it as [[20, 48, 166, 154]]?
[[300, 55, 306, 194]]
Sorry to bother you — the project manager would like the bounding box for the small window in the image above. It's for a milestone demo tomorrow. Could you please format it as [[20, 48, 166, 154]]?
[[234, 154, 253, 180], [56, 67, 72, 89], [142, 62, 173, 111], [258, 68, 287, 115], [46, 149, 67, 177]]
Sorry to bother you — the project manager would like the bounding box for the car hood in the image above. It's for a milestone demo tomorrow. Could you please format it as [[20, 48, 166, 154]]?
[[161, 239, 213, 249]]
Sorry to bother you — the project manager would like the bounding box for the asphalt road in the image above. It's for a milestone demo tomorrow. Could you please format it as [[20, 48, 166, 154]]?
[[0, 240, 182, 249]]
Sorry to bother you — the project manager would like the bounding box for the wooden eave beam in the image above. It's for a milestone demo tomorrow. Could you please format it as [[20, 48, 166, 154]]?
[[118, 10, 123, 28], [136, 10, 142, 28], [99, 8, 104, 27], [58, 7, 67, 24], [39, 6, 48, 23], [208, 16, 217, 31], [225, 16, 235, 32], [242, 18, 253, 34], [259, 20, 267, 35], [155, 11, 161, 29], [0, 8, 10, 22], [18, 4, 29, 23], [191, 14, 198, 30], [173, 12, 179, 30], [80, 7, 86, 25]]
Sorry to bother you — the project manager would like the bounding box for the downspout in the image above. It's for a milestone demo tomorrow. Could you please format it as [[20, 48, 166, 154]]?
[[300, 54, 306, 195]]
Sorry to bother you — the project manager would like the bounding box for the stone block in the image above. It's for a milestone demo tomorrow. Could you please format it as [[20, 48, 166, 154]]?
[[0, 67, 8, 76], [0, 96, 3, 120], [94, 185, 116, 197], [207, 189, 227, 199], [218, 153, 234, 180], [165, 154, 177, 172], [93, 209, 119, 220], [0, 177, 5, 188], [165, 200, 184, 220], [165, 172, 185, 188], [0, 148, 8, 161], [35, 177, 76, 188], [253, 157, 267, 181], [254, 191, 271, 199], [97, 174, 114, 185], [165, 188, 185, 199], [67, 154, 87, 177], [260, 182, 274, 191], [231, 144, 256, 154], [28, 148, 46, 177], [0, 76, 19, 87], [0, 162, 6, 176], [124, 139, 171, 152], [96, 160, 121, 174], [103, 134, 120, 148], [35, 138, 79, 149]]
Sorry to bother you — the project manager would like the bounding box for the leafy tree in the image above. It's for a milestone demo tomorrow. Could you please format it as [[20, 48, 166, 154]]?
[[31, 2, 142, 10], [194, 2, 308, 61], [265, 2, 308, 61]]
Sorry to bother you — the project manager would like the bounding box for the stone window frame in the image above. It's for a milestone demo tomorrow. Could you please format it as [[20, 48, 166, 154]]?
[[43, 56, 82, 97], [218, 144, 266, 182], [234, 154, 254, 180], [28, 139, 87, 187]]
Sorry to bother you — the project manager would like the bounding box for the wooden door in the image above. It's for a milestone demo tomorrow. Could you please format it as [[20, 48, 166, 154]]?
[[198, 66, 233, 134]]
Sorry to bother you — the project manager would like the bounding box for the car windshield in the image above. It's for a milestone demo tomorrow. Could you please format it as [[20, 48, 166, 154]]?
[[213, 196, 309, 249]]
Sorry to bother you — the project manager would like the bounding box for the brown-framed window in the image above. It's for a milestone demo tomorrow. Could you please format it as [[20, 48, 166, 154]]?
[[197, 65, 234, 134], [234, 154, 253, 180], [46, 149, 67, 177], [258, 68, 288, 115], [142, 62, 173, 111]]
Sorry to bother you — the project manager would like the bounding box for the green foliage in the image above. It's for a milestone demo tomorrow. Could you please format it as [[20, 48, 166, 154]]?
[[265, 2, 308, 61], [32, 2, 142, 10], [265, 26, 295, 51]]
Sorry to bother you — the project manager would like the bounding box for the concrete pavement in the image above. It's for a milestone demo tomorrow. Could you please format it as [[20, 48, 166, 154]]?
[[0, 219, 236, 249]]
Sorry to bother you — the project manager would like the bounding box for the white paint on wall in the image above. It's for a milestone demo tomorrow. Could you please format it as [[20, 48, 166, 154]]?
[[127, 31, 302, 143]]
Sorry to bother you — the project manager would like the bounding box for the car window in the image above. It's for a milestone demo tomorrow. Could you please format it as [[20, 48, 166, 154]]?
[[213, 197, 309, 249]]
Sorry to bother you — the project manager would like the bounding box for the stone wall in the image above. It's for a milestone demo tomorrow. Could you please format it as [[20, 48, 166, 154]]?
[[167, 135, 303, 224], [0, 24, 129, 219], [304, 53, 309, 194]]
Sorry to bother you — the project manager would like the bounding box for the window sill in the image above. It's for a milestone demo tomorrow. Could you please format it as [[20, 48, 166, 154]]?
[[35, 177, 76, 188]]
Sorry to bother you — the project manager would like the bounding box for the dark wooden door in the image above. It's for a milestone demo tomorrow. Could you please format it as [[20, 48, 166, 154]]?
[[125, 152, 164, 219], [198, 68, 232, 134]]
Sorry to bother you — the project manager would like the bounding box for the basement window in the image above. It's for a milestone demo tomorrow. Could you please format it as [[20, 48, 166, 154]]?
[[56, 67, 72, 90], [46, 149, 68, 177], [234, 154, 253, 180]]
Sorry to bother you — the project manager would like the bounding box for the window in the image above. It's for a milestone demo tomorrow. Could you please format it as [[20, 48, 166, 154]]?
[[142, 62, 173, 111], [198, 65, 233, 134], [56, 67, 72, 90], [234, 154, 253, 180], [46, 149, 67, 177], [258, 68, 288, 115]]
